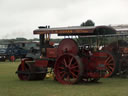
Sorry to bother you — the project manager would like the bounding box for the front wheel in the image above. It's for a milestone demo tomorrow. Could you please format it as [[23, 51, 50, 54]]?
[[17, 64, 32, 80], [17, 64, 46, 80]]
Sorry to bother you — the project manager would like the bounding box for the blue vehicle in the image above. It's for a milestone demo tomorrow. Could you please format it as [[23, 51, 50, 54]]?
[[6, 44, 28, 61], [0, 44, 28, 61], [0, 41, 39, 61], [0, 48, 7, 61]]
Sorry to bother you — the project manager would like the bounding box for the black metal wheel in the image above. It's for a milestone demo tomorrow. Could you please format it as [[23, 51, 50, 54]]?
[[17, 64, 46, 80]]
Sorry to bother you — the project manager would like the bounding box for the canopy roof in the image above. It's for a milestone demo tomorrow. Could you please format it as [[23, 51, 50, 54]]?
[[33, 26, 116, 36]]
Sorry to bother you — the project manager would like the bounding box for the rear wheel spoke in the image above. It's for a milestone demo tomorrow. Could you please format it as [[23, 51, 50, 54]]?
[[108, 66, 114, 71], [103, 52, 116, 78], [105, 56, 112, 64], [61, 72, 66, 79], [106, 67, 112, 73], [66, 74, 70, 81], [63, 58, 68, 67], [72, 69, 79, 73], [70, 71, 78, 78], [69, 57, 74, 66]]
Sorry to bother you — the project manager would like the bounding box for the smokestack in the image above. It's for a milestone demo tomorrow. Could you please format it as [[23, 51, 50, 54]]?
[[38, 25, 50, 29]]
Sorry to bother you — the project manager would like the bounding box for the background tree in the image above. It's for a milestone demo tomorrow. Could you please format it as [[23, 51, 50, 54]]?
[[80, 19, 95, 26]]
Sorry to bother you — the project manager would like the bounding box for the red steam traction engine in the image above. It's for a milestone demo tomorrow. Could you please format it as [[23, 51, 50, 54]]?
[[16, 26, 116, 84]]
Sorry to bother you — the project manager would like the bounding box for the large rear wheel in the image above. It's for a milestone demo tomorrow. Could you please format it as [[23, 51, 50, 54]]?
[[54, 54, 83, 84]]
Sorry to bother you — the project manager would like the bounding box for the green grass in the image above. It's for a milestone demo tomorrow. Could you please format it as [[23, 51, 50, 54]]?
[[0, 61, 128, 96]]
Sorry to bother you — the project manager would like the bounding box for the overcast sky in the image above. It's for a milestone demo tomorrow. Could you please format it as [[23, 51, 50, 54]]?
[[0, 0, 128, 39]]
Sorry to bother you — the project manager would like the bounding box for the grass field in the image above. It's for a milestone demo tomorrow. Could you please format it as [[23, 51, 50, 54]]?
[[0, 61, 128, 96]]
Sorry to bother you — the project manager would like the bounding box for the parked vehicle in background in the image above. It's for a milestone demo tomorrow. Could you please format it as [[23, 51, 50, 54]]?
[[0, 44, 8, 61], [6, 44, 28, 61], [0, 41, 39, 62]]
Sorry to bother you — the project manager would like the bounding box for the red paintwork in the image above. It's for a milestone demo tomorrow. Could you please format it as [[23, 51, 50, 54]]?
[[57, 39, 79, 57], [35, 59, 48, 67], [21, 58, 31, 71], [10, 56, 15, 62], [18, 58, 33, 80], [87, 72, 101, 78], [17, 39, 108, 84], [81, 51, 107, 78], [49, 41, 54, 46], [46, 48, 57, 58]]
